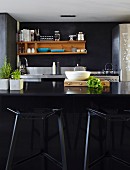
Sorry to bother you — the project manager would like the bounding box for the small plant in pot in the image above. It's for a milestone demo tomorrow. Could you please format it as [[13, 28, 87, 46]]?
[[0, 59, 12, 90], [10, 69, 24, 90]]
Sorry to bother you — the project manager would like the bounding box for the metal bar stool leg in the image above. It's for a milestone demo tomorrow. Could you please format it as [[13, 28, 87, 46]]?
[[43, 119, 49, 170], [84, 108, 130, 169], [57, 111, 67, 170], [63, 113, 71, 150], [74, 112, 83, 149], [106, 119, 112, 155], [30, 120, 35, 151], [5, 111, 21, 170], [84, 111, 91, 170]]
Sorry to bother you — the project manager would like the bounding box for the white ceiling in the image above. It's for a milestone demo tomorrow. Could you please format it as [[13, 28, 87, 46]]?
[[0, 0, 130, 22]]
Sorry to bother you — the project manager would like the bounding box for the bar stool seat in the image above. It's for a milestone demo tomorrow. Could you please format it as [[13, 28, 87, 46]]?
[[84, 108, 130, 170], [5, 107, 67, 170]]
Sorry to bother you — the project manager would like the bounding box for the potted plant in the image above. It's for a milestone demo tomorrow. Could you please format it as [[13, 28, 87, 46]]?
[[0, 59, 12, 90], [10, 69, 24, 90]]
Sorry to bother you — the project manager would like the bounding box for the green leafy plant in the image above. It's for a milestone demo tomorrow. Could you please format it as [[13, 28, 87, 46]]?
[[0, 59, 12, 79], [87, 87, 103, 94], [11, 69, 21, 80], [86, 76, 103, 89]]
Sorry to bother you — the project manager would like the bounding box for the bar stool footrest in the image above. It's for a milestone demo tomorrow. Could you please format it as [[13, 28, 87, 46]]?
[[13, 151, 42, 167], [41, 152, 62, 168], [111, 155, 130, 167], [89, 154, 130, 168]]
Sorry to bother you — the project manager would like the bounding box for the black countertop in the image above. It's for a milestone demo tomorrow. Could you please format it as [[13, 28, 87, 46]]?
[[0, 81, 130, 96]]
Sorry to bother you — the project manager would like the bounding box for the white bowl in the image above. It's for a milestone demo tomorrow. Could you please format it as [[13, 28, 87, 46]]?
[[65, 71, 91, 81]]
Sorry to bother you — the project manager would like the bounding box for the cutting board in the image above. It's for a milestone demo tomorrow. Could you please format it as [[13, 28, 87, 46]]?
[[64, 79, 110, 87]]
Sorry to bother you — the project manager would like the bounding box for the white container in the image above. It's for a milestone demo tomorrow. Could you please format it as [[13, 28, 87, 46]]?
[[10, 79, 24, 90], [31, 48, 35, 53], [27, 48, 31, 53], [65, 71, 91, 81], [77, 32, 84, 41], [52, 62, 56, 75], [0, 79, 9, 90]]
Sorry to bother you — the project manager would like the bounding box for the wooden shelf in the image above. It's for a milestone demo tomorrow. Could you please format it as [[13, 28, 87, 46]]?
[[17, 40, 87, 55], [17, 52, 87, 55], [17, 40, 86, 44]]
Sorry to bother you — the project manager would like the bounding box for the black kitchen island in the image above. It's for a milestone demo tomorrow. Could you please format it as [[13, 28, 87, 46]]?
[[0, 81, 130, 170]]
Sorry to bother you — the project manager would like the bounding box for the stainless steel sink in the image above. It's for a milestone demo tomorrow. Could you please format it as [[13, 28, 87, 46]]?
[[20, 67, 74, 82], [26, 66, 74, 75], [26, 67, 51, 75], [20, 73, 66, 82], [20, 74, 42, 82]]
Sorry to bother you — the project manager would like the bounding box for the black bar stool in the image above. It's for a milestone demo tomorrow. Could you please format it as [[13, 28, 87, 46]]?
[[84, 108, 130, 170], [5, 107, 67, 170]]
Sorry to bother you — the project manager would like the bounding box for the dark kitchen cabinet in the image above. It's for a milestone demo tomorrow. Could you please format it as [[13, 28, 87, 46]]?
[[0, 13, 17, 69]]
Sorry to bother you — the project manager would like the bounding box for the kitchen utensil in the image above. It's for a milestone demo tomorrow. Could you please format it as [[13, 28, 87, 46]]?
[[37, 48, 50, 52], [74, 64, 86, 71], [56, 62, 61, 75], [69, 35, 76, 41], [52, 62, 56, 75], [51, 49, 65, 52]]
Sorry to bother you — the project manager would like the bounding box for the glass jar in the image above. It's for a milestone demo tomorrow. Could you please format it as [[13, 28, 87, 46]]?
[[54, 31, 60, 41], [77, 32, 84, 41]]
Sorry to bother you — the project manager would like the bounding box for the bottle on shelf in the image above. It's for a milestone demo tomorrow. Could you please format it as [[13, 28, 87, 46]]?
[[31, 30, 35, 41], [52, 62, 56, 75], [36, 29, 40, 41], [34, 29, 37, 41], [19, 30, 24, 42], [18, 46, 22, 53], [54, 31, 60, 41]]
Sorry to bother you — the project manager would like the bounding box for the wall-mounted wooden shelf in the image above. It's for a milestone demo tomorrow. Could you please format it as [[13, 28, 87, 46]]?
[[17, 40, 87, 55], [17, 52, 87, 55]]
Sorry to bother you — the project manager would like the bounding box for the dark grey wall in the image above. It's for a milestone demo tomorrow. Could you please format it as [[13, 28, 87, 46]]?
[[6, 14, 17, 69], [0, 14, 6, 68], [20, 22, 120, 71], [0, 13, 17, 69]]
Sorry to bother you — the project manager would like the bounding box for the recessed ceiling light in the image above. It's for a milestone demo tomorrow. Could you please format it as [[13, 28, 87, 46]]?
[[60, 15, 76, 18]]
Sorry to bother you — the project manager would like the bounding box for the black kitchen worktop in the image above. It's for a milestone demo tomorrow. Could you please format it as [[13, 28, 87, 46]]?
[[0, 81, 130, 96], [1, 81, 130, 170]]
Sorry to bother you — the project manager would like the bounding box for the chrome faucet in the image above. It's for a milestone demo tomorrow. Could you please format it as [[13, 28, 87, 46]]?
[[19, 58, 28, 75], [104, 63, 113, 74], [105, 63, 113, 71], [24, 57, 28, 67]]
